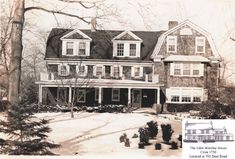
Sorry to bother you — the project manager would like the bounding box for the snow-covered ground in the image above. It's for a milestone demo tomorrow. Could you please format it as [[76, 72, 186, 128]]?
[[1, 111, 183, 159]]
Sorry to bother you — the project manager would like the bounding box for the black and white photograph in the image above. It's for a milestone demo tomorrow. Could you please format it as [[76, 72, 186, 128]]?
[[0, 0, 235, 159]]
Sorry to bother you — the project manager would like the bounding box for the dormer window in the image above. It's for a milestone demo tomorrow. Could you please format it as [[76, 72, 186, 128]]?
[[66, 42, 74, 55], [167, 36, 177, 52], [79, 42, 86, 56], [196, 37, 205, 53], [117, 43, 124, 56], [112, 31, 142, 58], [61, 29, 92, 57], [130, 44, 136, 56]]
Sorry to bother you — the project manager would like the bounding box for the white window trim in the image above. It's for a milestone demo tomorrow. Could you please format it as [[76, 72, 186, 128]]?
[[129, 43, 137, 56], [112, 88, 120, 101], [167, 36, 177, 53], [166, 87, 203, 104], [76, 65, 87, 77], [113, 41, 141, 58], [195, 37, 206, 53], [58, 64, 70, 76], [77, 89, 86, 103], [62, 40, 90, 56], [170, 63, 204, 77], [117, 43, 124, 57]]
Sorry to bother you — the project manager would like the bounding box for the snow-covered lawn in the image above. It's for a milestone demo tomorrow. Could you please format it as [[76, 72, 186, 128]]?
[[35, 111, 182, 159]]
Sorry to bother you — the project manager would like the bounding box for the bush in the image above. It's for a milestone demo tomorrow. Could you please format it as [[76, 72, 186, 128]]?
[[155, 143, 161, 150], [147, 121, 158, 139], [178, 135, 182, 148], [170, 141, 178, 149], [138, 142, 145, 149], [138, 127, 149, 145], [161, 124, 174, 144], [119, 133, 127, 143]]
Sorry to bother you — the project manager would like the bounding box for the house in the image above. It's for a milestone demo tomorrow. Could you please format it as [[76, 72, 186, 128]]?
[[36, 20, 220, 112], [184, 121, 234, 142]]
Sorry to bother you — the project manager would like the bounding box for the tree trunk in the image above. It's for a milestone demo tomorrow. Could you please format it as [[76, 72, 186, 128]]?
[[8, 0, 25, 104]]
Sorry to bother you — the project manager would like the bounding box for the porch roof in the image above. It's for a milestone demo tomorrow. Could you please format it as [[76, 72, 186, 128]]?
[[36, 78, 164, 88], [163, 55, 210, 63]]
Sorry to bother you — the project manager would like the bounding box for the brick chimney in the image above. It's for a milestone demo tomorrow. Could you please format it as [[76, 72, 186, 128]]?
[[168, 21, 178, 30]]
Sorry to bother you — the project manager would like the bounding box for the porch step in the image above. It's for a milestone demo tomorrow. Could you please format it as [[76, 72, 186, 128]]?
[[132, 108, 156, 114]]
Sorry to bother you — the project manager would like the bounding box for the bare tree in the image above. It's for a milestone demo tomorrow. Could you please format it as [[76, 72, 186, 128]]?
[[7, 0, 116, 105]]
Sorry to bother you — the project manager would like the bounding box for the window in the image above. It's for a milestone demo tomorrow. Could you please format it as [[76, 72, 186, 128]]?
[[66, 42, 74, 55], [193, 64, 200, 75], [206, 130, 209, 134], [196, 37, 205, 53], [174, 63, 181, 75], [183, 64, 190, 75], [201, 130, 204, 134], [134, 67, 140, 77], [59, 65, 69, 76], [193, 96, 201, 103], [78, 65, 86, 76], [192, 130, 196, 134], [182, 96, 191, 102], [112, 88, 120, 101], [187, 130, 191, 134], [113, 66, 119, 77], [96, 66, 102, 76], [117, 43, 124, 56], [79, 42, 86, 55], [171, 63, 203, 77], [130, 44, 136, 56], [171, 96, 180, 102], [77, 89, 86, 103], [167, 36, 177, 52]]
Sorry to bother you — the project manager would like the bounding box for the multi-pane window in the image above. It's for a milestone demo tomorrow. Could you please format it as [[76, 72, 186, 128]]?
[[183, 64, 190, 75], [134, 67, 140, 77], [96, 66, 102, 76], [66, 42, 74, 55], [167, 36, 177, 52], [113, 66, 119, 77], [117, 43, 124, 56], [79, 42, 86, 55], [193, 96, 201, 102], [174, 63, 181, 75], [129, 44, 136, 56], [182, 96, 191, 102], [78, 65, 85, 76], [59, 65, 69, 76], [77, 89, 86, 103], [196, 37, 205, 53], [192, 130, 196, 134], [112, 88, 120, 101], [193, 64, 200, 76], [171, 96, 180, 102]]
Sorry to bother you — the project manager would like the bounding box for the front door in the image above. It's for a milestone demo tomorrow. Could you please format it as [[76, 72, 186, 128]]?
[[132, 89, 141, 108]]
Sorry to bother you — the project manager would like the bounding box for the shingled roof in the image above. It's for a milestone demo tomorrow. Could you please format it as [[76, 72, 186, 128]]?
[[45, 28, 165, 61]]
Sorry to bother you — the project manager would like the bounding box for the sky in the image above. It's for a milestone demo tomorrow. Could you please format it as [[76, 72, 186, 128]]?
[[22, 0, 235, 83]]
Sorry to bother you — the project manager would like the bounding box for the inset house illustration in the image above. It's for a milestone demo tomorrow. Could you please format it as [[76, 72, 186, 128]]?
[[184, 121, 234, 143]]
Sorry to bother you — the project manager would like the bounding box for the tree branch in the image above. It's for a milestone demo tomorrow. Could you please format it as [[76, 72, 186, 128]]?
[[58, 0, 100, 9], [230, 37, 235, 41], [24, 6, 90, 24]]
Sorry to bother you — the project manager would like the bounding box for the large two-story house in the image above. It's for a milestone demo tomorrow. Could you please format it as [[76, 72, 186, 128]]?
[[36, 20, 220, 112]]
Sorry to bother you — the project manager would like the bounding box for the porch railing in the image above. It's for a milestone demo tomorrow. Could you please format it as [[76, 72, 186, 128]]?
[[40, 72, 159, 83]]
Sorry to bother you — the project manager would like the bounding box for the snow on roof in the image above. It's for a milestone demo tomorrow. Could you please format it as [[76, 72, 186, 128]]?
[[185, 122, 213, 130], [163, 55, 210, 62]]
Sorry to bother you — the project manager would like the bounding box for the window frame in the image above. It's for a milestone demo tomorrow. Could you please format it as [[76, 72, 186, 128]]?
[[167, 36, 177, 53], [58, 64, 69, 76], [78, 42, 86, 56], [117, 43, 124, 56], [172, 63, 203, 77], [129, 43, 137, 56], [112, 88, 120, 101], [195, 37, 205, 53], [66, 42, 74, 55], [77, 89, 86, 103]]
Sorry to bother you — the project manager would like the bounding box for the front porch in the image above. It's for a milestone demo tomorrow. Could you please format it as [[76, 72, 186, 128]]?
[[39, 86, 162, 108]]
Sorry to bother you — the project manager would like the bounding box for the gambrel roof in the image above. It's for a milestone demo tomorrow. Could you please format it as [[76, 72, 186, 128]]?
[[45, 29, 164, 60], [151, 19, 221, 59]]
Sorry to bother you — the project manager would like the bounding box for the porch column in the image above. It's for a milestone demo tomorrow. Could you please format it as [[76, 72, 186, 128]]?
[[128, 88, 131, 105], [39, 85, 42, 104], [98, 87, 102, 105], [157, 88, 160, 105], [68, 86, 72, 103]]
